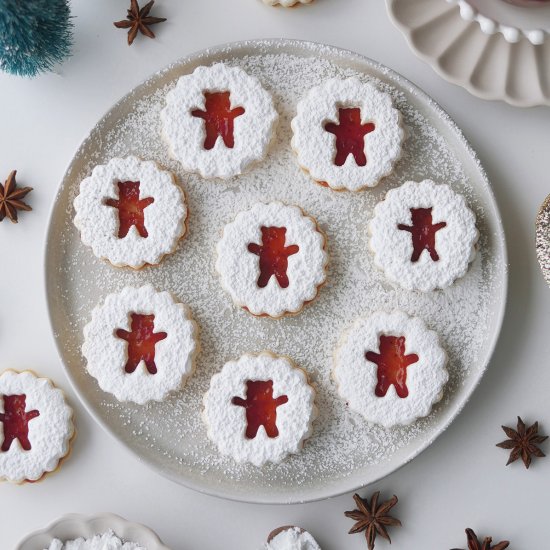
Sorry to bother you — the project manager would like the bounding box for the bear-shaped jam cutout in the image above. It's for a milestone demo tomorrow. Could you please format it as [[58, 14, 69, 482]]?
[[324, 107, 376, 167], [365, 335, 419, 399], [0, 394, 40, 452], [104, 181, 155, 239], [397, 207, 447, 263], [231, 380, 289, 439], [191, 91, 245, 150], [247, 226, 300, 289], [115, 313, 167, 375]]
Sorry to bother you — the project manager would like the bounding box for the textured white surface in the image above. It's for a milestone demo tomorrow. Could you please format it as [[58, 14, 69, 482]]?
[[333, 311, 448, 427], [291, 78, 404, 191], [215, 202, 328, 317], [45, 530, 143, 550], [447, 0, 549, 45], [265, 527, 321, 550], [0, 371, 73, 483], [82, 285, 198, 404], [161, 63, 278, 179], [0, 0, 548, 548], [203, 353, 317, 466], [73, 156, 187, 269], [369, 180, 478, 292]]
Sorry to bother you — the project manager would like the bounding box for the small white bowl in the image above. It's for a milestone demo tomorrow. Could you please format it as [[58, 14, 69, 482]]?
[[16, 513, 170, 550], [447, 0, 550, 44]]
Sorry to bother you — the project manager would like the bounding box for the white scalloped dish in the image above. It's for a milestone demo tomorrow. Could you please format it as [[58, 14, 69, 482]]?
[[16, 513, 170, 550], [387, 0, 550, 107]]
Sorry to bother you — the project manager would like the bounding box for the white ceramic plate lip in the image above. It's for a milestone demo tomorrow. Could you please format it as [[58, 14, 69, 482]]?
[[448, 0, 550, 45], [386, 0, 550, 108], [44, 38, 508, 505], [16, 513, 170, 550]]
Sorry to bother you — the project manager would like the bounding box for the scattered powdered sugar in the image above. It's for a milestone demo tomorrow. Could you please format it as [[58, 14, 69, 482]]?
[[45, 530, 144, 550], [49, 45, 505, 500]]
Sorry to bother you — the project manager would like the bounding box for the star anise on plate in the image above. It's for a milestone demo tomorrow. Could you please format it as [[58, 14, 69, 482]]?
[[496, 416, 548, 469], [344, 491, 401, 549], [452, 527, 509, 550], [114, 0, 167, 46], [0, 170, 33, 223]]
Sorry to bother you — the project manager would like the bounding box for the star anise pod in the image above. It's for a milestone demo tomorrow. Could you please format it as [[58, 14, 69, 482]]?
[[344, 491, 401, 550], [496, 416, 548, 469], [114, 0, 167, 46], [452, 527, 509, 550], [0, 170, 33, 223]]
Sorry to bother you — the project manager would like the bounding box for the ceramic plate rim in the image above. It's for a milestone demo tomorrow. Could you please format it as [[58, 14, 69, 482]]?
[[44, 38, 508, 504]]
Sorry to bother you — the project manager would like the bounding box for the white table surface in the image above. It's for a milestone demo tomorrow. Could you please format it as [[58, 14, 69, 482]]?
[[1, 1, 549, 548]]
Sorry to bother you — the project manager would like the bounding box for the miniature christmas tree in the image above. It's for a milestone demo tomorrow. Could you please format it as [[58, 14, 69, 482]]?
[[0, 0, 73, 77]]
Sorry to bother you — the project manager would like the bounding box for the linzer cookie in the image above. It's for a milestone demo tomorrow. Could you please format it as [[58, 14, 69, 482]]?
[[333, 311, 448, 427], [291, 78, 404, 191], [215, 202, 328, 318], [161, 63, 278, 179], [203, 353, 317, 466], [73, 156, 187, 269], [82, 284, 198, 405], [369, 180, 478, 291], [0, 370, 74, 483]]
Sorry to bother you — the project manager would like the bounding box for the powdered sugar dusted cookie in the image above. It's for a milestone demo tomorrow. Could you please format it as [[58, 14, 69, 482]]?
[[291, 78, 404, 191], [0, 370, 74, 483], [333, 311, 448, 427], [73, 156, 187, 269], [263, 0, 314, 5], [83, 285, 198, 405], [161, 63, 278, 179], [215, 202, 328, 318], [265, 527, 321, 550], [369, 180, 478, 292], [203, 353, 317, 466]]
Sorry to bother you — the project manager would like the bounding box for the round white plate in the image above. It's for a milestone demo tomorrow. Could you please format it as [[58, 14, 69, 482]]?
[[45, 39, 507, 504], [17, 513, 169, 550], [387, 0, 550, 107]]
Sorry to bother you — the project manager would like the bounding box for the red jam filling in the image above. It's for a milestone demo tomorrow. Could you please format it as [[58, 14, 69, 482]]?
[[324, 107, 376, 167], [397, 207, 447, 263], [104, 181, 155, 239], [191, 91, 245, 150], [232, 380, 288, 439], [247, 226, 299, 289], [0, 394, 40, 452], [116, 313, 167, 375], [365, 335, 419, 398]]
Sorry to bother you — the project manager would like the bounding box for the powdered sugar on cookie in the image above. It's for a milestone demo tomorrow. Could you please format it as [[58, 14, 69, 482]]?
[[291, 78, 404, 191], [333, 311, 448, 427], [203, 353, 317, 466], [369, 180, 478, 291], [161, 63, 278, 179], [0, 371, 74, 483], [215, 202, 328, 318], [73, 156, 187, 269], [82, 285, 198, 405]]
